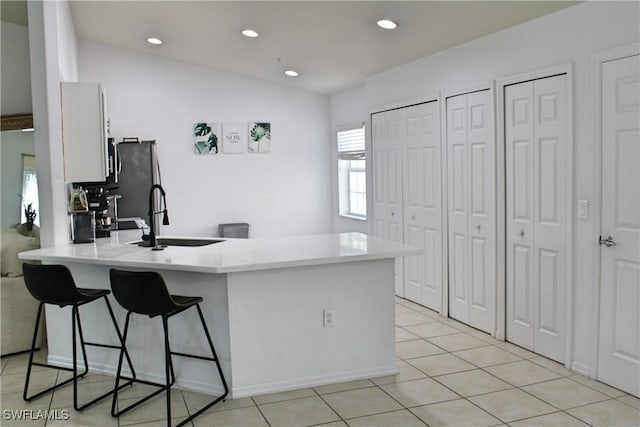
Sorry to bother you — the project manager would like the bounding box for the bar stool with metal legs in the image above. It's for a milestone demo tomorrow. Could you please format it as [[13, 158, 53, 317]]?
[[21, 263, 136, 410], [109, 268, 229, 427]]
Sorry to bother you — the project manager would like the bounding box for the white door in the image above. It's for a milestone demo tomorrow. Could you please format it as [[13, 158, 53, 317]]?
[[403, 101, 443, 311], [505, 74, 568, 363], [597, 53, 640, 397], [447, 90, 495, 333], [372, 110, 404, 296]]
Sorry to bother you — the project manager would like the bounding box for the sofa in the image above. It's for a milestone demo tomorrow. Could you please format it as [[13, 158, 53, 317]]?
[[1, 224, 45, 356]]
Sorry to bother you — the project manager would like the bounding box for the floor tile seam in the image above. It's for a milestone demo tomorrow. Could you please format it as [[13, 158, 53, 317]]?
[[372, 380, 421, 412], [454, 356, 525, 371], [528, 358, 572, 376], [396, 320, 441, 328], [423, 339, 491, 353], [312, 383, 378, 397], [400, 318, 443, 326], [494, 346, 539, 360], [510, 382, 586, 413], [518, 373, 615, 403], [405, 329, 469, 340], [250, 398, 273, 427], [428, 374, 515, 400], [560, 396, 623, 412], [493, 404, 559, 425], [411, 363, 477, 378], [339, 405, 427, 425], [397, 395, 464, 410], [475, 364, 558, 388], [458, 394, 512, 426], [396, 305, 423, 313], [464, 393, 557, 425], [504, 408, 594, 427], [451, 344, 516, 363], [312, 387, 347, 425], [345, 407, 430, 426], [615, 395, 640, 410], [410, 394, 506, 426], [415, 336, 450, 353], [406, 373, 465, 402], [316, 384, 381, 399], [566, 374, 629, 399], [253, 391, 323, 406]]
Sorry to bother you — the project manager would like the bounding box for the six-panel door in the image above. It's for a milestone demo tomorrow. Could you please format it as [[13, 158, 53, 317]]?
[[403, 101, 443, 311], [446, 89, 496, 334], [372, 109, 404, 296], [597, 53, 640, 397], [505, 74, 568, 363]]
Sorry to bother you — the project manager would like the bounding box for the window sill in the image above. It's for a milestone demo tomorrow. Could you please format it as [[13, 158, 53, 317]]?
[[339, 214, 367, 222]]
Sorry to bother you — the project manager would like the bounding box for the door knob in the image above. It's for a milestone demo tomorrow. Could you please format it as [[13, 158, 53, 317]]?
[[599, 235, 617, 247], [475, 224, 481, 230], [518, 229, 524, 237], [412, 215, 416, 220]]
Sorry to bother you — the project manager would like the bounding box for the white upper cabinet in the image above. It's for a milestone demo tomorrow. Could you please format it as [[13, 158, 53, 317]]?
[[60, 82, 109, 183]]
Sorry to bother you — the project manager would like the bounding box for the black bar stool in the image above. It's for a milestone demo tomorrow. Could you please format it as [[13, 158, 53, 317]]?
[[109, 268, 229, 427], [21, 263, 136, 410]]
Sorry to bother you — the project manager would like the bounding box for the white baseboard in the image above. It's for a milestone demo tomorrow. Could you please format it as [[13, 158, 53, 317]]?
[[230, 364, 398, 398], [46, 354, 226, 396]]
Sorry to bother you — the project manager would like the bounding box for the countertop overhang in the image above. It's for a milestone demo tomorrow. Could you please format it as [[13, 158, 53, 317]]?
[[19, 232, 421, 274]]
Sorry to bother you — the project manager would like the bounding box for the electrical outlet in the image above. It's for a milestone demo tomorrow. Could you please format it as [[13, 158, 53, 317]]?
[[323, 308, 335, 327]]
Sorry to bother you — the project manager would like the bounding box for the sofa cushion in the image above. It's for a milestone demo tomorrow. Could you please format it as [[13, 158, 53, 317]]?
[[1, 228, 40, 277]]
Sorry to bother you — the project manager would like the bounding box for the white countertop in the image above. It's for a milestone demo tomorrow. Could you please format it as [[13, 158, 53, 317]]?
[[19, 231, 421, 274]]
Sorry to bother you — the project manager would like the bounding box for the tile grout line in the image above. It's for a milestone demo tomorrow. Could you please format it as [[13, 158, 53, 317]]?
[[311, 385, 347, 425], [251, 395, 273, 427]]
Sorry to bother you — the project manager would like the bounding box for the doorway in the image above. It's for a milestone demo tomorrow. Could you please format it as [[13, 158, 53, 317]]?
[[595, 49, 640, 398]]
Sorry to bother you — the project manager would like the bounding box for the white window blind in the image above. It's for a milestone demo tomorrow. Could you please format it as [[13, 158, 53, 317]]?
[[337, 126, 366, 219], [338, 127, 365, 160]]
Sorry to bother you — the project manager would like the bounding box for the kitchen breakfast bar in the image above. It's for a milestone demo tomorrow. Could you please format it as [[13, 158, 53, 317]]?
[[19, 232, 419, 398]]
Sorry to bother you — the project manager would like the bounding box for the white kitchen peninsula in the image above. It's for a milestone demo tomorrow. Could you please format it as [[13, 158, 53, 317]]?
[[19, 232, 419, 397]]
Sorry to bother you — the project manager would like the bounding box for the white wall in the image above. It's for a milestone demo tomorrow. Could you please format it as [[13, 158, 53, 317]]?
[[1, 22, 32, 115], [1, 131, 35, 228], [78, 41, 332, 238], [329, 86, 368, 233], [330, 1, 639, 375]]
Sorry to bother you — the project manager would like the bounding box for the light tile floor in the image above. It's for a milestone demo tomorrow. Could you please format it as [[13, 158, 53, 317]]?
[[1, 297, 639, 426]]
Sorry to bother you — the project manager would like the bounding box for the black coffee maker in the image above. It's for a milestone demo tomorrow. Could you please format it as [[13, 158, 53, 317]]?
[[85, 186, 112, 238]]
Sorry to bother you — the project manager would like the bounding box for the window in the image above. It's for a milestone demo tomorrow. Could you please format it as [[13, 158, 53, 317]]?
[[337, 126, 366, 219], [21, 154, 39, 226]]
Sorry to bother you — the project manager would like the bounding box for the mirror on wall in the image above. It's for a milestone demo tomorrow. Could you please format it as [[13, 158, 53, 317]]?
[[1, 115, 37, 229]]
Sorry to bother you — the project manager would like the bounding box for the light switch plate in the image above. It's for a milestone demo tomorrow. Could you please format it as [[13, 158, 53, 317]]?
[[578, 200, 589, 220]]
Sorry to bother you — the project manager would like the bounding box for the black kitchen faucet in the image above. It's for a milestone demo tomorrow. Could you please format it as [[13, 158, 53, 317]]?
[[142, 184, 169, 250]]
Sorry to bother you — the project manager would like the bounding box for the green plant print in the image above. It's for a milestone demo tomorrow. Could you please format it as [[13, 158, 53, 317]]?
[[194, 123, 218, 154], [208, 133, 218, 153], [194, 123, 211, 137], [250, 123, 271, 152]]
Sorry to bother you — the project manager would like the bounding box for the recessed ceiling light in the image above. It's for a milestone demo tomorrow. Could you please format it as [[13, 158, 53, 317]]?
[[242, 29, 259, 38], [147, 37, 163, 45], [284, 70, 299, 77], [377, 19, 398, 30]]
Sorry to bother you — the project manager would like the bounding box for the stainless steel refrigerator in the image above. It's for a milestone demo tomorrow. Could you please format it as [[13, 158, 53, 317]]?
[[115, 139, 159, 230]]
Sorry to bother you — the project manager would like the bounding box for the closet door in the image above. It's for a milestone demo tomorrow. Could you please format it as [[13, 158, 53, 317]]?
[[446, 90, 495, 333], [372, 110, 404, 296], [403, 101, 442, 311], [505, 74, 567, 363]]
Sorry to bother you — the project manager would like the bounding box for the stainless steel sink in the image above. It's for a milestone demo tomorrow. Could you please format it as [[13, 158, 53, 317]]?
[[134, 238, 225, 247]]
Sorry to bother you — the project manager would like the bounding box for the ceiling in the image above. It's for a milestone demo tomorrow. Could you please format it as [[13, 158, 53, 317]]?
[[5, 1, 579, 96]]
